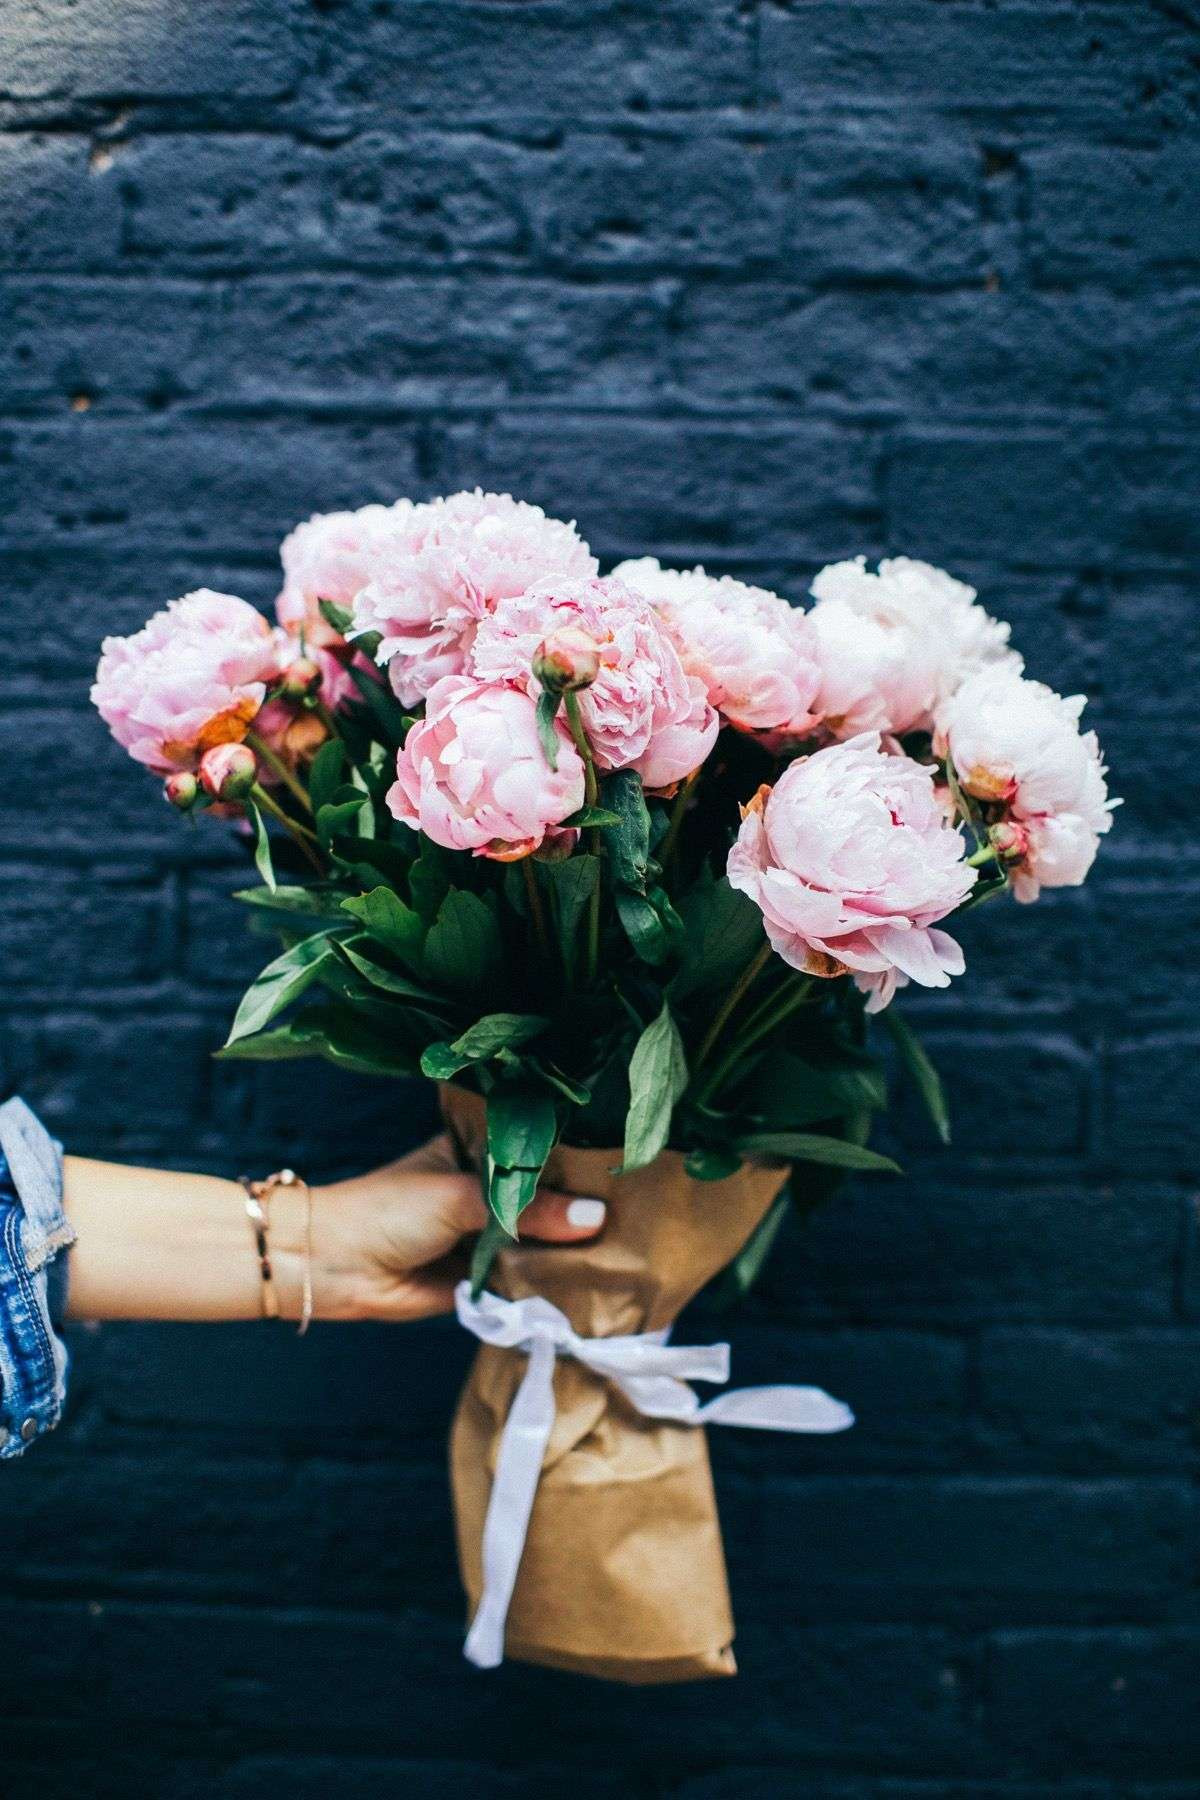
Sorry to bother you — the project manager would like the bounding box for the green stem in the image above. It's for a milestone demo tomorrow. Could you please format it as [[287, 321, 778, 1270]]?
[[695, 975, 815, 1107], [693, 940, 773, 1074], [659, 769, 699, 873], [251, 783, 324, 872], [246, 731, 313, 815], [311, 698, 339, 739], [966, 843, 997, 868], [522, 857, 552, 967], [563, 693, 602, 985]]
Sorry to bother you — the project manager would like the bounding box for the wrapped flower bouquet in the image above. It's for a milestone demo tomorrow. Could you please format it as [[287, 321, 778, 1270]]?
[[93, 489, 1116, 1682]]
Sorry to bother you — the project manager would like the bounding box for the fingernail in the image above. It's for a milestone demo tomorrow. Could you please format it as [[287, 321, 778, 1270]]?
[[566, 1197, 606, 1230]]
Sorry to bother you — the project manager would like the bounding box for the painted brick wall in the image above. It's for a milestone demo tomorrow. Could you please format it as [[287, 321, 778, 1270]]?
[[1, 4, 1197, 1794]]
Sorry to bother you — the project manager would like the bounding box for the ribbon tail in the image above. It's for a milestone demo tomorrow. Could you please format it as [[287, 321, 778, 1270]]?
[[697, 1383, 855, 1434], [463, 1330, 558, 1668]]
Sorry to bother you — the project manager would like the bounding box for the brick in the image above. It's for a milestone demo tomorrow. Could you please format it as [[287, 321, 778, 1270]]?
[[0, 274, 676, 413], [884, 431, 1200, 569], [444, 414, 879, 562], [1106, 1037, 1200, 1180], [0, 861, 172, 997], [749, 1477, 1193, 1625], [759, 1176, 1183, 1325], [0, 418, 424, 553], [0, 134, 121, 269], [0, 2, 304, 101], [886, 1032, 1090, 1164], [986, 1630, 1200, 1777], [1029, 143, 1200, 286], [304, 0, 756, 120], [757, 4, 1200, 120], [0, 1010, 217, 1152], [975, 1330, 1200, 1473]]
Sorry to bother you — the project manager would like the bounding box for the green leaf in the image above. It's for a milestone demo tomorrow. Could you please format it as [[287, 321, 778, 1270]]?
[[486, 1085, 558, 1236], [349, 662, 410, 744], [308, 737, 346, 817], [214, 1021, 327, 1063], [341, 887, 426, 968], [601, 770, 651, 892], [622, 1000, 688, 1172], [684, 1146, 743, 1182], [883, 1009, 951, 1145], [454, 1013, 549, 1059], [317, 798, 366, 850], [562, 805, 623, 829], [424, 890, 503, 993], [233, 884, 349, 921], [712, 1189, 791, 1307], [469, 1216, 510, 1297], [735, 1131, 901, 1174], [338, 939, 441, 1002], [318, 599, 354, 636], [672, 876, 766, 1001], [543, 854, 599, 980], [419, 1012, 549, 1080], [746, 1051, 888, 1131], [247, 802, 276, 893], [535, 689, 562, 772], [409, 848, 451, 923], [524, 1056, 591, 1107], [615, 888, 671, 966], [225, 932, 339, 1046]]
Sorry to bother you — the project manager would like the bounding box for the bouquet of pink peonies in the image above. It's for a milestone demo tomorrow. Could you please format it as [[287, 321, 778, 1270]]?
[[93, 490, 1116, 1682]]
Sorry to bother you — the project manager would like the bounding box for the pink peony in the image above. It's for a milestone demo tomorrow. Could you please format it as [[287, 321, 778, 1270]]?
[[92, 590, 283, 774], [353, 490, 598, 708], [386, 675, 586, 861], [936, 667, 1116, 903], [471, 575, 718, 791], [614, 558, 822, 746], [808, 556, 1020, 739], [277, 502, 410, 633], [727, 733, 976, 1012]]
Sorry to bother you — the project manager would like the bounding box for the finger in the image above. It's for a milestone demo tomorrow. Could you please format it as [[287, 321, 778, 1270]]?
[[519, 1189, 607, 1244], [394, 1131, 464, 1177]]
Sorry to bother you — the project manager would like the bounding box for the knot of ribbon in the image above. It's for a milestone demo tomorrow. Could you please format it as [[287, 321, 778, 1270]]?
[[454, 1281, 854, 1669]]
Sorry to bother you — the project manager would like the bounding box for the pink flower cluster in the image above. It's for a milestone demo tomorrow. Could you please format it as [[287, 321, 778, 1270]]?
[[93, 486, 1115, 1006]]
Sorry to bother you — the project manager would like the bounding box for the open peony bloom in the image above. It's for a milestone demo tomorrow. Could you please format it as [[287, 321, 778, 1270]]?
[[353, 490, 598, 709], [936, 667, 1116, 903], [471, 574, 718, 791], [808, 556, 1020, 739], [728, 733, 977, 1012], [614, 558, 822, 747], [92, 590, 283, 774], [387, 675, 586, 861], [277, 501, 409, 634]]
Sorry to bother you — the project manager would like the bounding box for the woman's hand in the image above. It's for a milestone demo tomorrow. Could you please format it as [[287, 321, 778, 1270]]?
[[286, 1134, 606, 1323], [62, 1137, 604, 1325]]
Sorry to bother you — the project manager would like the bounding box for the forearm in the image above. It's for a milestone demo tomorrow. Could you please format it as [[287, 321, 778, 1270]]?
[[62, 1156, 310, 1322]]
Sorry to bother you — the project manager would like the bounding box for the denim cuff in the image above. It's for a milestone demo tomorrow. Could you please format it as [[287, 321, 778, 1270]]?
[[0, 1099, 74, 1459]]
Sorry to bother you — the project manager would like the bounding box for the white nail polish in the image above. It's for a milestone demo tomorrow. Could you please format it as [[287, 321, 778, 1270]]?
[[566, 1197, 606, 1230]]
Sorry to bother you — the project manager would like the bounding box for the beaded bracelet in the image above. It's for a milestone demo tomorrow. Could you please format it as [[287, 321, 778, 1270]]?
[[238, 1168, 315, 1333]]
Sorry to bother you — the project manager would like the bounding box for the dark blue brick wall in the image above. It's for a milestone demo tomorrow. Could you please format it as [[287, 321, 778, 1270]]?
[[0, 3, 1196, 1794]]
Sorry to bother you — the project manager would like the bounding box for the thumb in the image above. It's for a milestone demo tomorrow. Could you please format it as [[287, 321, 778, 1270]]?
[[519, 1189, 607, 1244]]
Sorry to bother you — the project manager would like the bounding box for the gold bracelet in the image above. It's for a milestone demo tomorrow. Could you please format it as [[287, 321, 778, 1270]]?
[[239, 1168, 314, 1333]]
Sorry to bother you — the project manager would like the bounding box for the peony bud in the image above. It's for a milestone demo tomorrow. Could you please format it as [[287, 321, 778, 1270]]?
[[199, 741, 257, 802], [989, 818, 1030, 863], [532, 625, 601, 694], [164, 771, 200, 811], [279, 655, 323, 703]]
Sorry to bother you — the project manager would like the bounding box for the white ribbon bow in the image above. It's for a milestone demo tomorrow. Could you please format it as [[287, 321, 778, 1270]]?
[[454, 1281, 855, 1669]]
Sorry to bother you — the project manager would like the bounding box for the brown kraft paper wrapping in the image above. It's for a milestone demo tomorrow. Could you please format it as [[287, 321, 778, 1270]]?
[[441, 1082, 790, 1685]]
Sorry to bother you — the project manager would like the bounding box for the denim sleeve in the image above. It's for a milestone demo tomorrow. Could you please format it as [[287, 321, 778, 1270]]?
[[0, 1099, 74, 1459]]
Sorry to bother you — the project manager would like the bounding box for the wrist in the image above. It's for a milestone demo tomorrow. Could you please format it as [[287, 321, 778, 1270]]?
[[269, 1177, 376, 1323]]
